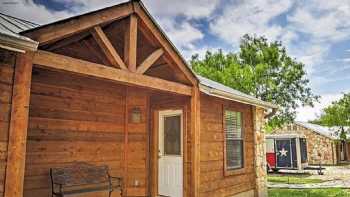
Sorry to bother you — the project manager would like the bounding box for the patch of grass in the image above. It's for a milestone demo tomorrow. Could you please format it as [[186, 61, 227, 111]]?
[[268, 188, 350, 197], [268, 176, 325, 184]]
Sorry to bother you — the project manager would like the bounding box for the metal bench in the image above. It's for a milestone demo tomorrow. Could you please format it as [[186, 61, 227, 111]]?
[[50, 162, 123, 197]]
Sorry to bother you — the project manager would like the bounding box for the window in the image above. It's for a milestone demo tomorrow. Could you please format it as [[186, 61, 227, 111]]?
[[224, 110, 244, 170], [164, 115, 181, 155]]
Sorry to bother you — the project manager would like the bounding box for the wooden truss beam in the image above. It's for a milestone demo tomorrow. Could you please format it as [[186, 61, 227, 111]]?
[[82, 39, 110, 66], [133, 2, 197, 85], [33, 50, 192, 96], [4, 52, 34, 197], [190, 88, 201, 197], [136, 48, 163, 74], [91, 26, 127, 70], [23, 2, 133, 45], [124, 14, 138, 72], [44, 31, 90, 51]]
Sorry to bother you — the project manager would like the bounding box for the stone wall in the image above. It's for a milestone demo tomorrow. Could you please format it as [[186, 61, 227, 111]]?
[[253, 107, 267, 197], [272, 124, 337, 165]]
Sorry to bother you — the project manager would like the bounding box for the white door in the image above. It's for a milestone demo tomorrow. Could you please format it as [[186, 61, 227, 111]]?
[[158, 110, 183, 197]]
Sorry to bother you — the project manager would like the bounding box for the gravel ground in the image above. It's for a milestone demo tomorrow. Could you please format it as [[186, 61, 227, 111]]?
[[268, 163, 350, 188]]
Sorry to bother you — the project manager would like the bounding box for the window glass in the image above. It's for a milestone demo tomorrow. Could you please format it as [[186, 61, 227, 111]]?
[[224, 110, 243, 169], [164, 115, 181, 155]]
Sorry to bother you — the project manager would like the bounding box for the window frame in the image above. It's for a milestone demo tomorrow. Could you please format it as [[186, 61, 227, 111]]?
[[223, 107, 245, 176]]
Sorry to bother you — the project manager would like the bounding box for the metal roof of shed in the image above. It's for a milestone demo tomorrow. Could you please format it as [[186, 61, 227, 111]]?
[[295, 122, 338, 140]]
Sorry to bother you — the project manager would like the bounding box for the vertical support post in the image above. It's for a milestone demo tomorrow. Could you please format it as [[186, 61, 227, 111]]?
[[150, 109, 158, 197], [190, 88, 200, 197], [296, 138, 302, 171], [124, 14, 138, 72], [4, 52, 33, 197], [123, 87, 129, 197]]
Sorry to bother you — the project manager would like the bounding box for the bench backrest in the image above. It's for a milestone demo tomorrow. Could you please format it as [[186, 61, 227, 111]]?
[[50, 162, 110, 186]]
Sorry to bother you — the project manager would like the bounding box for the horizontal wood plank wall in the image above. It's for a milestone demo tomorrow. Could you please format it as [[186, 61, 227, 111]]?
[[24, 67, 149, 196], [150, 94, 191, 196], [125, 88, 149, 196], [0, 49, 16, 197], [199, 94, 255, 197]]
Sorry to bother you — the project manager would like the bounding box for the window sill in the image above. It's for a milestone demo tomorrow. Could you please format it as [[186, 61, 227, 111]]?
[[224, 167, 246, 176]]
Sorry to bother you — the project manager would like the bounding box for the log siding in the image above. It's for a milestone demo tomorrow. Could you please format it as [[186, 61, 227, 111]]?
[[24, 68, 149, 196], [199, 94, 256, 197], [0, 49, 16, 197]]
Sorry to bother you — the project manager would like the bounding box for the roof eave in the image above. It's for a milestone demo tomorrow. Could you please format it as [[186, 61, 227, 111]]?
[[0, 32, 38, 53], [266, 133, 306, 139], [294, 122, 338, 140], [199, 83, 278, 110]]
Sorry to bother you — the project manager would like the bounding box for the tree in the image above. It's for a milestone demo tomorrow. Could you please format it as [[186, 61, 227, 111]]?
[[312, 93, 350, 140], [191, 34, 319, 129]]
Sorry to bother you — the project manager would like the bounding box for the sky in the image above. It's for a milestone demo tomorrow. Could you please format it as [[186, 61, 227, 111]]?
[[1, 0, 349, 122]]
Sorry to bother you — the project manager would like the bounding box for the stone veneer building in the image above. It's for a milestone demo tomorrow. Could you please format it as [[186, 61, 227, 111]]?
[[272, 122, 347, 165]]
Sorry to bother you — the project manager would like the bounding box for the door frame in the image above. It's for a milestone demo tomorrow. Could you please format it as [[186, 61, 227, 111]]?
[[150, 107, 187, 197], [158, 110, 183, 196]]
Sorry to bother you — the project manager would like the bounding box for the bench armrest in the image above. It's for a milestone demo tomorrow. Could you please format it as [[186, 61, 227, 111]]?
[[52, 182, 64, 194], [108, 175, 123, 188], [109, 176, 122, 180], [109, 176, 122, 183]]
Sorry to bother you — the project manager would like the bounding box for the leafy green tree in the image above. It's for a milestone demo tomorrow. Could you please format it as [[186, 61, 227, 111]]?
[[191, 34, 319, 128], [312, 93, 350, 140]]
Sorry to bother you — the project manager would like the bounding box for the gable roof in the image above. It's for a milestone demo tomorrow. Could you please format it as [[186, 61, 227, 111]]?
[[0, 13, 38, 52], [21, 0, 198, 86], [1, 1, 277, 110], [295, 122, 338, 140]]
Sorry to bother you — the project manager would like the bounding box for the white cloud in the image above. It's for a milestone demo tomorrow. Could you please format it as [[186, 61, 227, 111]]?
[[291, 44, 330, 75], [0, 0, 73, 24], [287, 1, 350, 44], [209, 0, 295, 46], [0, 0, 207, 61], [335, 58, 350, 63], [51, 0, 220, 20], [158, 19, 203, 49], [208, 0, 350, 85], [296, 93, 343, 122], [156, 18, 204, 58], [144, 0, 220, 19], [285, 0, 350, 75], [182, 46, 224, 60]]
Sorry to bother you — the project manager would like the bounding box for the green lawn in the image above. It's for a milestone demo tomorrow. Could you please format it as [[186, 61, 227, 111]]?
[[268, 188, 350, 197], [268, 175, 325, 184]]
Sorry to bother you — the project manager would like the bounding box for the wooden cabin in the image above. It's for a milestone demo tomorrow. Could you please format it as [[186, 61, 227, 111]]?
[[0, 1, 277, 197]]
